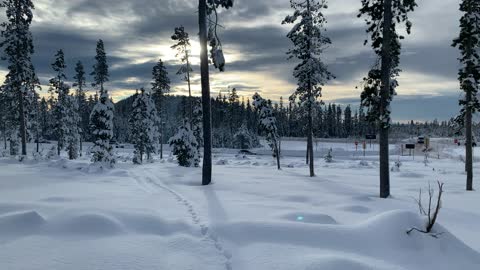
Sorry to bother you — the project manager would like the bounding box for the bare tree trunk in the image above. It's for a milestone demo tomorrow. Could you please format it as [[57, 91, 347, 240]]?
[[186, 51, 194, 123], [18, 89, 27, 156], [465, 0, 474, 192], [379, 0, 393, 198], [36, 128, 39, 153], [306, 139, 309, 164], [466, 88, 473, 191], [3, 124, 6, 150], [274, 138, 281, 170], [199, 0, 212, 186], [160, 131, 164, 159], [308, 107, 314, 177], [306, 0, 314, 177], [79, 137, 83, 157]]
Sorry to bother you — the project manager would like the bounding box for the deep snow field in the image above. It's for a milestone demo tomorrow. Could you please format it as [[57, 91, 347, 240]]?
[[1, 139, 480, 270]]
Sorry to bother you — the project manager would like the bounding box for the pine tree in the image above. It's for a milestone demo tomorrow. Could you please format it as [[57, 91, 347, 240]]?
[[63, 88, 81, 160], [49, 49, 67, 155], [28, 89, 40, 152], [233, 121, 259, 150], [73, 61, 87, 156], [129, 88, 159, 164], [344, 105, 353, 137], [169, 121, 200, 167], [0, 89, 7, 149], [253, 92, 281, 170], [90, 39, 115, 167], [452, 0, 480, 191], [48, 51, 80, 160], [151, 59, 170, 159], [91, 40, 109, 92], [283, 0, 334, 177], [0, 0, 37, 156], [358, 0, 417, 198], [171, 26, 193, 119]]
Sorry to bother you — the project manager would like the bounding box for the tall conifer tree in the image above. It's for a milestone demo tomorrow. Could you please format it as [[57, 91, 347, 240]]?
[[452, 0, 480, 191], [283, 0, 333, 176]]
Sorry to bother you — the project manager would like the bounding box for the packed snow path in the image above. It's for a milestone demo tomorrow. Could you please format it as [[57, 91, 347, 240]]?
[[132, 167, 233, 270]]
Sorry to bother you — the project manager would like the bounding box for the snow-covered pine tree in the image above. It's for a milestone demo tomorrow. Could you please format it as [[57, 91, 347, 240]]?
[[130, 90, 146, 164], [0, 0, 37, 156], [27, 88, 40, 153], [0, 89, 7, 150], [452, 0, 480, 191], [144, 90, 159, 161], [252, 92, 281, 170], [90, 40, 115, 167], [90, 90, 115, 166], [282, 0, 333, 177], [2, 79, 20, 155], [63, 87, 81, 160], [171, 26, 193, 119], [73, 61, 87, 156], [151, 59, 170, 159], [358, 0, 417, 198], [49, 49, 67, 155], [129, 88, 159, 164], [168, 120, 200, 167], [233, 121, 259, 150], [199, 0, 234, 185]]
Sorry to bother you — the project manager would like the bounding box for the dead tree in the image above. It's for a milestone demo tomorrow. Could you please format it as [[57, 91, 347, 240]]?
[[407, 181, 444, 237]]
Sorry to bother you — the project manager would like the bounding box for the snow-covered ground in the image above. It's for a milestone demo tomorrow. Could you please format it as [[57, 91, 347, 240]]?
[[1, 139, 480, 270]]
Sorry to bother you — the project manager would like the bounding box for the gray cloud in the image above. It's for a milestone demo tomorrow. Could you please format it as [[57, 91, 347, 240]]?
[[0, 0, 466, 121]]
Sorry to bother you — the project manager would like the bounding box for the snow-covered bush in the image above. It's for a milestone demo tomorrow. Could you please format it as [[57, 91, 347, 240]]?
[[324, 148, 333, 163], [359, 160, 369, 167], [391, 160, 402, 172], [46, 146, 57, 160], [232, 122, 259, 149], [168, 122, 200, 167]]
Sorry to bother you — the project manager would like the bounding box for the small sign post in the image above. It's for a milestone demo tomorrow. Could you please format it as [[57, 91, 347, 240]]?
[[405, 143, 415, 160], [366, 134, 376, 149]]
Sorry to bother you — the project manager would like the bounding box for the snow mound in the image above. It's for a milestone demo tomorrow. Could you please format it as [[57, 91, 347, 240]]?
[[117, 213, 194, 236], [338, 205, 371, 214], [50, 213, 124, 236], [216, 159, 229, 165], [0, 203, 31, 215], [0, 211, 46, 234], [217, 210, 480, 270], [304, 254, 404, 270], [280, 212, 337, 224], [398, 172, 425, 178], [40, 197, 72, 203]]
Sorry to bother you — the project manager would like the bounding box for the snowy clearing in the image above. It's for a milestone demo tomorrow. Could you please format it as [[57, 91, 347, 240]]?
[[0, 140, 480, 270]]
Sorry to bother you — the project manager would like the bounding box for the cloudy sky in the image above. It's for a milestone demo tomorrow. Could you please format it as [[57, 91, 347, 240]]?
[[0, 0, 465, 121]]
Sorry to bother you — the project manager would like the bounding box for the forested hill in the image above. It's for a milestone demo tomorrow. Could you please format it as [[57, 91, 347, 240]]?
[[113, 93, 458, 144]]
